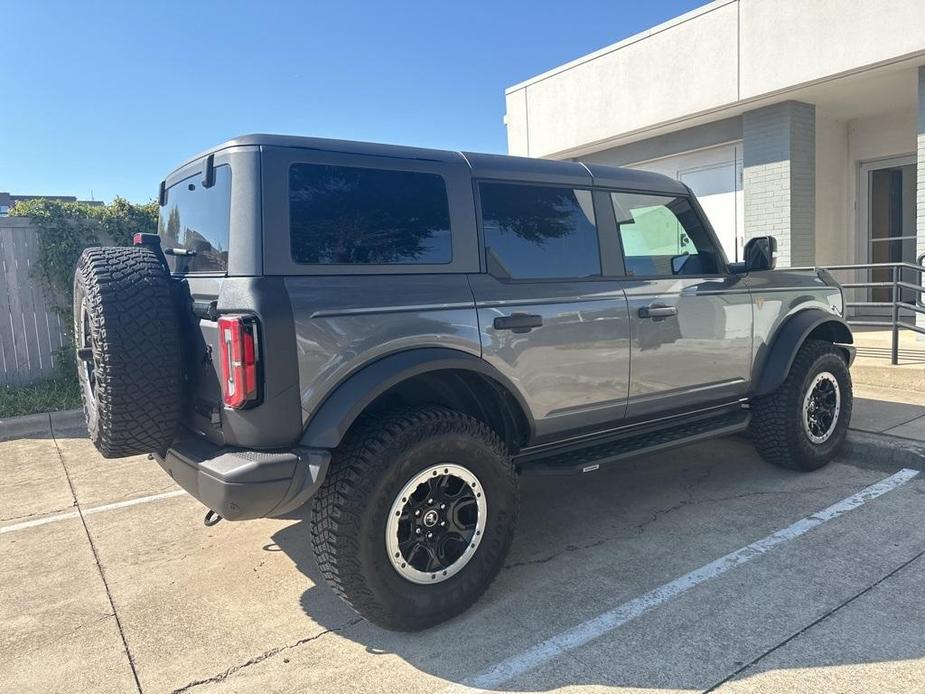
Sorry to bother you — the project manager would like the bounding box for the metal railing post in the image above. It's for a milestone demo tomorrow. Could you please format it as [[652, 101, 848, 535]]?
[[891, 265, 900, 365], [793, 259, 925, 363]]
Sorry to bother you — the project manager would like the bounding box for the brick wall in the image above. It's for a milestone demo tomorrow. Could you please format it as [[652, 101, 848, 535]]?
[[743, 101, 816, 267]]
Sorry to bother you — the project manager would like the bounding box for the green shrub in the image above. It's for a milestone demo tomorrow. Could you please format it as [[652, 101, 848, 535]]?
[[3, 198, 157, 417], [10, 197, 158, 311]]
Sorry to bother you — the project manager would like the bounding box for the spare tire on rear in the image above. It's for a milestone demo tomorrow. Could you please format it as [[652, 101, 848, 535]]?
[[73, 246, 183, 458]]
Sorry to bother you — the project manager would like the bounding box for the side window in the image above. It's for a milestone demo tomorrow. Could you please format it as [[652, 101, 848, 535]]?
[[158, 164, 232, 273], [479, 182, 600, 280], [289, 163, 452, 265], [610, 192, 721, 277]]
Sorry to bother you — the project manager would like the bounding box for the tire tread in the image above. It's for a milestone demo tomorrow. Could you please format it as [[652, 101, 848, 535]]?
[[74, 246, 183, 457], [750, 339, 851, 471], [310, 406, 516, 630]]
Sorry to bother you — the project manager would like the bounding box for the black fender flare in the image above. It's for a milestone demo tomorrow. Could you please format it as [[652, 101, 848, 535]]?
[[299, 347, 534, 449], [753, 309, 854, 396]]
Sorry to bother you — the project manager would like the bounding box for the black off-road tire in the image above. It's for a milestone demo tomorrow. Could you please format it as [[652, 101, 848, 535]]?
[[73, 246, 183, 458], [310, 406, 518, 631], [750, 339, 853, 471]]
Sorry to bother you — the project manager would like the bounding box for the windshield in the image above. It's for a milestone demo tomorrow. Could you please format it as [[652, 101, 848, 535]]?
[[158, 164, 232, 273]]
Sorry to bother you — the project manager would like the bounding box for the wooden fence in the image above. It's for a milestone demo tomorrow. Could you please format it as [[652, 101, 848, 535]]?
[[0, 217, 68, 386]]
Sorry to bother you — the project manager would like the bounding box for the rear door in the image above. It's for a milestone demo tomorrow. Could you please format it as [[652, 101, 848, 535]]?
[[603, 190, 752, 419], [258, 145, 483, 426], [467, 171, 631, 443]]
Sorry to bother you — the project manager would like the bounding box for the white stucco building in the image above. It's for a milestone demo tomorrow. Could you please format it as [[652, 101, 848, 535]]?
[[504, 0, 925, 288]]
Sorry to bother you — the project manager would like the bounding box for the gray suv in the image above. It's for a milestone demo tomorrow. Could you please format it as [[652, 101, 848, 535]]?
[[73, 135, 854, 631]]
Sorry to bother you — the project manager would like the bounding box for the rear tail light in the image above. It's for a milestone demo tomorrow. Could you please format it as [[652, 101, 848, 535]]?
[[217, 315, 260, 409]]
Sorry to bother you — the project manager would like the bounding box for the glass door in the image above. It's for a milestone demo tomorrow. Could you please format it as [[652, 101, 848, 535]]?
[[862, 157, 917, 308]]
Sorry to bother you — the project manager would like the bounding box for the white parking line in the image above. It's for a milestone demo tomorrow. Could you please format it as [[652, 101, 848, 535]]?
[[441, 467, 920, 694], [0, 489, 187, 535]]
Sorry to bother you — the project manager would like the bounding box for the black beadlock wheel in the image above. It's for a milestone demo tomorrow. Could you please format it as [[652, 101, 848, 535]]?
[[73, 246, 184, 458], [750, 339, 853, 471], [310, 406, 519, 631]]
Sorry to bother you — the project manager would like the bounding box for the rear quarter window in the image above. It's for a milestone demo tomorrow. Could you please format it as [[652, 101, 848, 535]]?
[[158, 164, 232, 273], [288, 163, 452, 265]]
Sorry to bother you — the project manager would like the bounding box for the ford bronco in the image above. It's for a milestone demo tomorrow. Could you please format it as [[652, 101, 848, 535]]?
[[73, 135, 854, 631]]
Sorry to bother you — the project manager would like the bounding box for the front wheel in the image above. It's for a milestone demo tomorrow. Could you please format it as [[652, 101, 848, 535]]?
[[750, 339, 853, 471], [310, 406, 518, 631]]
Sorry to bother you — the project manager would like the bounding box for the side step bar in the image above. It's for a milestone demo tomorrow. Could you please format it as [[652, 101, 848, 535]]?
[[516, 410, 751, 476]]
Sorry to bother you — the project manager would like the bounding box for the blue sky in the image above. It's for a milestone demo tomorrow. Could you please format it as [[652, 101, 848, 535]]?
[[0, 0, 705, 203]]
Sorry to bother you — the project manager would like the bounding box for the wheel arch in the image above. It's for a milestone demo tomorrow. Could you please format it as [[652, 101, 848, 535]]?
[[299, 348, 534, 452], [753, 309, 854, 397]]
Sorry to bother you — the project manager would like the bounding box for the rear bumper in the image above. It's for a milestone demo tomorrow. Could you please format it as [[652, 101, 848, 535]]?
[[153, 431, 330, 521]]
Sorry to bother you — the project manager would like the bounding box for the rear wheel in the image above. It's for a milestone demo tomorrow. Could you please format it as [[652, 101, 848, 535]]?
[[750, 339, 853, 471], [74, 246, 183, 458], [310, 406, 518, 631]]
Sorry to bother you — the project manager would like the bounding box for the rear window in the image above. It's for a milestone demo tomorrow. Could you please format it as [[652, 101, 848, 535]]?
[[479, 182, 600, 280], [288, 163, 452, 265], [158, 164, 232, 273]]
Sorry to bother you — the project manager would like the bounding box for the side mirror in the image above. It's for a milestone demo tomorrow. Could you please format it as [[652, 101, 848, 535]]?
[[671, 253, 691, 275], [733, 236, 777, 273]]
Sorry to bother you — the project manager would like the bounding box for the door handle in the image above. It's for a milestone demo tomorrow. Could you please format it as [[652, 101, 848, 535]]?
[[493, 313, 543, 333], [638, 304, 677, 320]]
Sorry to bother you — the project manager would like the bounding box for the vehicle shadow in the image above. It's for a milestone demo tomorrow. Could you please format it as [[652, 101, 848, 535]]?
[[851, 394, 925, 438], [269, 437, 925, 691]]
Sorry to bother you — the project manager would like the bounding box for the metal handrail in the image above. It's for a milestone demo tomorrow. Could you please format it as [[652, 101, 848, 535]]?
[[795, 253, 925, 364]]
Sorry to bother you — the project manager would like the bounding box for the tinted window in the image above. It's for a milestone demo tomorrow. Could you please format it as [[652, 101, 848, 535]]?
[[480, 183, 599, 280], [289, 163, 451, 265], [610, 192, 720, 277], [158, 165, 232, 273]]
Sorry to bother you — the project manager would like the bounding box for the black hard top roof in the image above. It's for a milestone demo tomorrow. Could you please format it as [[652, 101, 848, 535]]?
[[170, 134, 687, 195]]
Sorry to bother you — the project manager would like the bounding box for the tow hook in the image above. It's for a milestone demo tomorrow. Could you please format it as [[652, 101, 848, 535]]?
[[203, 510, 223, 527]]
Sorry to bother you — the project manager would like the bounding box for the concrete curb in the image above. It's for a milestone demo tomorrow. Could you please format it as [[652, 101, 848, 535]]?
[[0, 412, 51, 442], [845, 429, 925, 469], [0, 409, 83, 442], [49, 408, 86, 431]]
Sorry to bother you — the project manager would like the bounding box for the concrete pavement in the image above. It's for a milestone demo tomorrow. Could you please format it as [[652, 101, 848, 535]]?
[[853, 384, 925, 440], [850, 327, 925, 392], [2, 419, 925, 693]]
